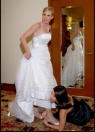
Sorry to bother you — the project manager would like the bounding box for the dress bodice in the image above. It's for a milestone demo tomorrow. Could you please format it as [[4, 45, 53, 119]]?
[[73, 35, 83, 43], [73, 35, 84, 49], [32, 33, 51, 48]]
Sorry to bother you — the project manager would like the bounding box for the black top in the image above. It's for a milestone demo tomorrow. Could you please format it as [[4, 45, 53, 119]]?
[[56, 103, 73, 110], [54, 97, 94, 126]]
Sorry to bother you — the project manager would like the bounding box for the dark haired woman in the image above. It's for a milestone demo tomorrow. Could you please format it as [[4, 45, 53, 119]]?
[[62, 21, 84, 87], [43, 85, 94, 131]]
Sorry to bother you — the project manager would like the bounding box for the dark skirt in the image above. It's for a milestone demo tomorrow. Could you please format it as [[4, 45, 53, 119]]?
[[53, 97, 94, 126]]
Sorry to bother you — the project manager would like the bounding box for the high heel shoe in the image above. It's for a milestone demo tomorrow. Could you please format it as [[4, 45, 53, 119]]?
[[42, 111, 47, 119], [47, 121, 59, 126], [43, 113, 59, 126]]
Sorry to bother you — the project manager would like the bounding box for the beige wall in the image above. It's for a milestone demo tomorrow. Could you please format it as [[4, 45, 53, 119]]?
[[1, 0, 48, 83]]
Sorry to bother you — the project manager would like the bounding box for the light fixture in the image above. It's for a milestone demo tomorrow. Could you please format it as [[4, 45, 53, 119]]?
[[66, 16, 72, 30]]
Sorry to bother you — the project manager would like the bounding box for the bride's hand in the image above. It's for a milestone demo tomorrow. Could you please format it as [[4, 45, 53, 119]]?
[[71, 45, 75, 51], [25, 52, 31, 59]]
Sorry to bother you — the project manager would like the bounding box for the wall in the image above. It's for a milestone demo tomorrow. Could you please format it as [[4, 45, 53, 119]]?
[[1, 0, 48, 83]]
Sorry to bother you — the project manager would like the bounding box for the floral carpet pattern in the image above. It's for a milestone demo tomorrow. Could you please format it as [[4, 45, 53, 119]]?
[[1, 90, 94, 131]]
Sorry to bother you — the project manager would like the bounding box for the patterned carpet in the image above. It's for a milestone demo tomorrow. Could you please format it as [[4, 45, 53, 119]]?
[[1, 89, 94, 131]]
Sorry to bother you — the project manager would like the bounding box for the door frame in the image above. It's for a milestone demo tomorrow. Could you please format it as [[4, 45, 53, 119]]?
[[48, 0, 94, 97]]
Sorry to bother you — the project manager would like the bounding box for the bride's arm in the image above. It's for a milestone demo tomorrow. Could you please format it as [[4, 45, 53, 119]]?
[[20, 23, 40, 59], [70, 33, 77, 51]]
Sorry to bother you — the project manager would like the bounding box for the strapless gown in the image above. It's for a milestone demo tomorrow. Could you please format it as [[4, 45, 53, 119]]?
[[8, 33, 57, 123], [61, 35, 84, 87]]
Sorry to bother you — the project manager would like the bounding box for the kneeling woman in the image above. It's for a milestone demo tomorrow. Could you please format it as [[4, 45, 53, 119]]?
[[43, 85, 94, 131]]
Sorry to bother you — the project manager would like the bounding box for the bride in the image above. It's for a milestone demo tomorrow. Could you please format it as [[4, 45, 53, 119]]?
[[8, 6, 58, 124], [62, 21, 84, 88]]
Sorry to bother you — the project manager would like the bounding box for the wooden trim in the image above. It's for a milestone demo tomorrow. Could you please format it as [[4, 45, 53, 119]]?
[[1, 83, 16, 92]]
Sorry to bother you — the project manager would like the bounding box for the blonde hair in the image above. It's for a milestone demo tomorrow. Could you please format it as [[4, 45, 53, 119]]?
[[43, 6, 54, 16]]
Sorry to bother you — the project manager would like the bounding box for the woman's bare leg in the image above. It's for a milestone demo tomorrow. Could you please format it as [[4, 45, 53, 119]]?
[[42, 108, 59, 124], [34, 106, 42, 119]]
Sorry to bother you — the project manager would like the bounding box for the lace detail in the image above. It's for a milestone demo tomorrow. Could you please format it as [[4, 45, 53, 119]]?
[[8, 33, 57, 123]]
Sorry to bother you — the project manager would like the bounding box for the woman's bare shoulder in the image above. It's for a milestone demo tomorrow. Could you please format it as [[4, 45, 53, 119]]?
[[68, 95, 73, 104], [31, 22, 41, 29], [28, 22, 41, 35]]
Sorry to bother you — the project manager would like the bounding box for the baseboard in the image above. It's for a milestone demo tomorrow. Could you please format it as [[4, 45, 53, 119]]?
[[1, 83, 94, 98], [1, 83, 16, 92]]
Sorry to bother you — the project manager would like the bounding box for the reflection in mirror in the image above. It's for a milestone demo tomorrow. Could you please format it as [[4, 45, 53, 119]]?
[[61, 6, 84, 89]]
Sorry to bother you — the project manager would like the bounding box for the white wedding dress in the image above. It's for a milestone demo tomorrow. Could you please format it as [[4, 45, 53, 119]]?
[[61, 34, 84, 87], [8, 33, 57, 123]]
